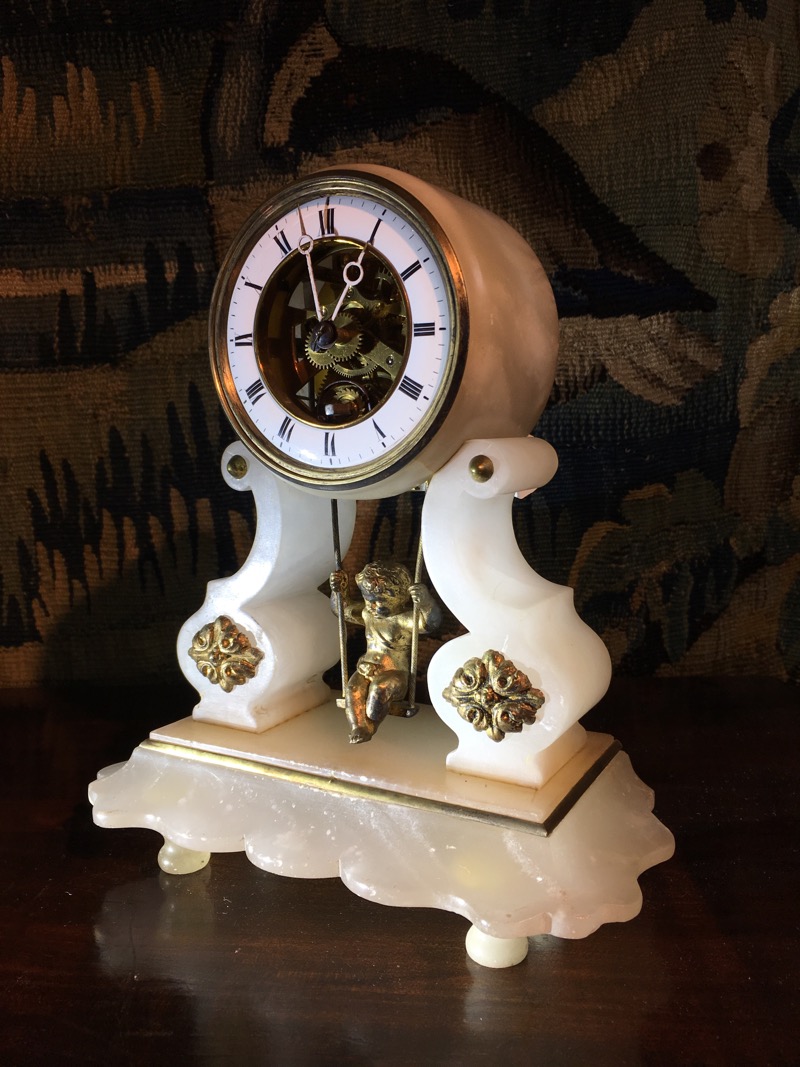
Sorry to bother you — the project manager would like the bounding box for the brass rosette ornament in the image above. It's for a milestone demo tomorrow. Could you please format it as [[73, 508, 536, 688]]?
[[442, 650, 545, 742], [189, 615, 264, 693]]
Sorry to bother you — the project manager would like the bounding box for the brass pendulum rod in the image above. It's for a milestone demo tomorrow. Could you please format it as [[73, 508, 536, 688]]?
[[407, 533, 425, 714], [331, 499, 349, 700]]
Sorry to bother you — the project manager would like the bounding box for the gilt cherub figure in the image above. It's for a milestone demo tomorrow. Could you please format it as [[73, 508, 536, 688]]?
[[329, 561, 441, 744]]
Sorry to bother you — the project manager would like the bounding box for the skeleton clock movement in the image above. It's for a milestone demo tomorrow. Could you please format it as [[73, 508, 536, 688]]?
[[90, 165, 673, 969]]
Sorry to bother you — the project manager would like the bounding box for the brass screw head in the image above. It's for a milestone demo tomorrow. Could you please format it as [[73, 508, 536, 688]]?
[[227, 454, 248, 479], [469, 454, 494, 483]]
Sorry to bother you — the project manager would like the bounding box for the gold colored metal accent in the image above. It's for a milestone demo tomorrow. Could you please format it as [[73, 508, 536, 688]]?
[[330, 560, 440, 744], [188, 615, 264, 693], [469, 454, 494, 482], [442, 649, 545, 743], [140, 736, 621, 838], [226, 454, 248, 479]]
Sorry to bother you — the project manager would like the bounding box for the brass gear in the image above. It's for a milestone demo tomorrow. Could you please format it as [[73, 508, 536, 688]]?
[[349, 268, 404, 318], [330, 383, 364, 405], [304, 313, 363, 370], [332, 353, 373, 378]]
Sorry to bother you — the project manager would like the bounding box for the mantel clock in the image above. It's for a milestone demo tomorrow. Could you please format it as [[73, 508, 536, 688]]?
[[90, 165, 673, 969]]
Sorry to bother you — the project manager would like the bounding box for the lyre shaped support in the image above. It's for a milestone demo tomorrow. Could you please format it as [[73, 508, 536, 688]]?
[[425, 437, 612, 789], [177, 441, 356, 732]]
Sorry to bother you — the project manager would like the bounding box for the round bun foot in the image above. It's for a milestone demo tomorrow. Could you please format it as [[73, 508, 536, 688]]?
[[465, 925, 529, 968], [158, 839, 211, 875]]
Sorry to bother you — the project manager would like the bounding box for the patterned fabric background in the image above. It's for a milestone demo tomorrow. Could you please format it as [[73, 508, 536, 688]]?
[[0, 0, 798, 687]]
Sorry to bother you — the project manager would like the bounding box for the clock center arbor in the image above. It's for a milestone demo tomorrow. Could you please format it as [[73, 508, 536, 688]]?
[[89, 165, 673, 969]]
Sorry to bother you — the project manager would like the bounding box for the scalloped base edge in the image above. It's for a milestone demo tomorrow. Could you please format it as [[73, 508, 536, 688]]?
[[89, 736, 674, 965]]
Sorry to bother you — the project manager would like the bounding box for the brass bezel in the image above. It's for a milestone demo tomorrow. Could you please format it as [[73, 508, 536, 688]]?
[[209, 169, 469, 493]]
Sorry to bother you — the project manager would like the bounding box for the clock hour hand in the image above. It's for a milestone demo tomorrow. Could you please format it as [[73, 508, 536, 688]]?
[[329, 244, 368, 325]]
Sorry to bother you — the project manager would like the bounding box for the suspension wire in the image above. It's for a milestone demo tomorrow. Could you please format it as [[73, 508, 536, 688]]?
[[407, 530, 425, 713], [330, 499, 349, 699]]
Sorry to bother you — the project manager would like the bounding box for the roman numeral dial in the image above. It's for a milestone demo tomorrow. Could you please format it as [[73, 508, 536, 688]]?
[[210, 168, 464, 494]]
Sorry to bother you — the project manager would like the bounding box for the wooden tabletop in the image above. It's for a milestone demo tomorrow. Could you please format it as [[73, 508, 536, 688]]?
[[1, 677, 797, 1065]]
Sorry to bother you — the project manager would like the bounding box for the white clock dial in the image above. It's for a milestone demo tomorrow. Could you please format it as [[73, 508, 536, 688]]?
[[210, 171, 465, 493]]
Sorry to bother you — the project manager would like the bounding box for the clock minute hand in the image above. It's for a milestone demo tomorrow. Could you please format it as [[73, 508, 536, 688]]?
[[297, 226, 324, 323]]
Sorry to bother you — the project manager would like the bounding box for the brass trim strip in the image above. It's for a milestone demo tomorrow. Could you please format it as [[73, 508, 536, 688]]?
[[140, 738, 621, 838], [541, 739, 622, 834]]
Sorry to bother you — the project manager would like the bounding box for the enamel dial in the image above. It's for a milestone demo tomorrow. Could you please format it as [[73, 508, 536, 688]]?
[[210, 169, 466, 494]]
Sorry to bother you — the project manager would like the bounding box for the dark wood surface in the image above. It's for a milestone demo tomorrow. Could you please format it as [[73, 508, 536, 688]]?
[[1, 677, 797, 1066]]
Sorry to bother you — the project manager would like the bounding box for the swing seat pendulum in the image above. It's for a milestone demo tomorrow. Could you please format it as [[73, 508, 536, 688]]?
[[329, 499, 427, 732]]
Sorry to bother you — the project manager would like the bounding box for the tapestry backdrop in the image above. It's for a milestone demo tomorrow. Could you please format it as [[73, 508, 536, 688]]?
[[1, 0, 798, 687]]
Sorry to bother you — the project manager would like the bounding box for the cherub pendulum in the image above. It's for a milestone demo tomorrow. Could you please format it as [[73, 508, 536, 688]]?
[[330, 558, 441, 743]]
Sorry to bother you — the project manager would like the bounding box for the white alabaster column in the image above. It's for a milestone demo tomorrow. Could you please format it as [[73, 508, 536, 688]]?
[[177, 441, 356, 732], [424, 437, 612, 788]]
